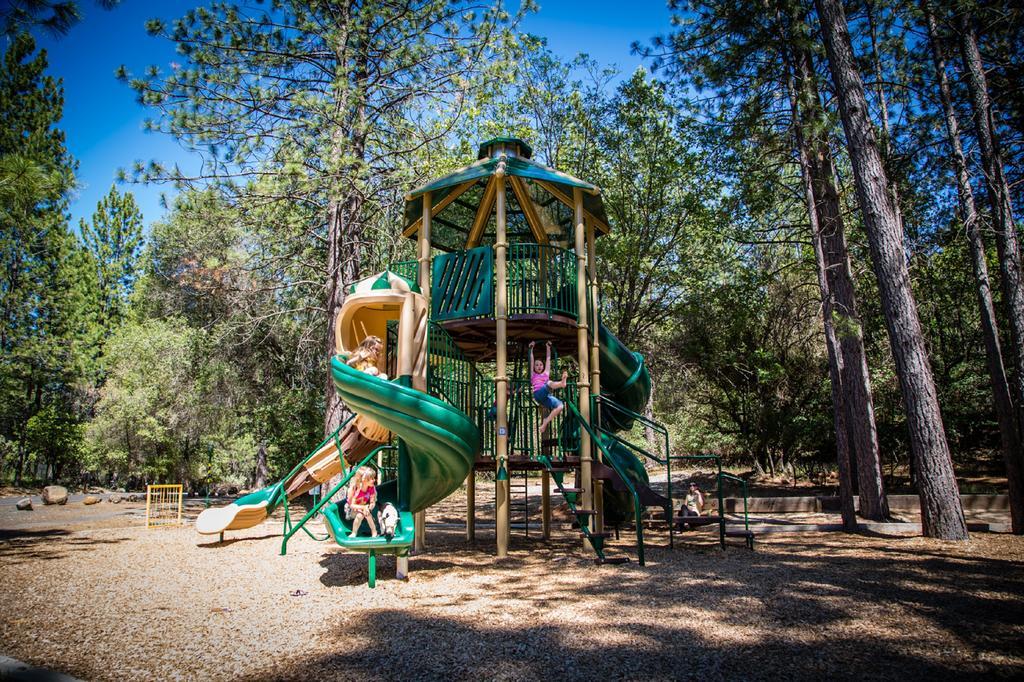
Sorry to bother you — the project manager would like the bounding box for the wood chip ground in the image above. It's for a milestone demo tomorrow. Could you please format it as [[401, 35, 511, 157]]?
[[1, 488, 1022, 680]]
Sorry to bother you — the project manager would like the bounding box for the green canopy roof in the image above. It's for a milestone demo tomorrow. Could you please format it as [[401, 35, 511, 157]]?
[[403, 138, 609, 252]]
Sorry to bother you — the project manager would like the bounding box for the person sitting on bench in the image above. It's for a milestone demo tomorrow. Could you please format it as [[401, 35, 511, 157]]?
[[680, 482, 704, 529]]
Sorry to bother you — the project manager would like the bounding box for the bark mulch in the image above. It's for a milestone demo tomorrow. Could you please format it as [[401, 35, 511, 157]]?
[[1, 505, 1022, 680]]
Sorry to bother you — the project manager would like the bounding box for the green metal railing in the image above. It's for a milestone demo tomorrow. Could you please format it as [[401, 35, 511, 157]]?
[[427, 322, 474, 414], [280, 445, 397, 555], [591, 395, 674, 545], [422, 245, 582, 323], [474, 368, 496, 458], [432, 247, 493, 320], [508, 378, 579, 461], [269, 413, 358, 540], [508, 244, 577, 320], [565, 399, 646, 565], [389, 260, 419, 285], [590, 395, 753, 548], [719, 472, 751, 533], [538, 451, 610, 562], [673, 454, 726, 548]]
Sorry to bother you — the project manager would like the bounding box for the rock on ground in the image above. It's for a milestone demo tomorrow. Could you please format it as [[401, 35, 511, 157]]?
[[41, 486, 68, 505], [108, 494, 121, 504], [15, 498, 32, 511], [82, 496, 100, 506]]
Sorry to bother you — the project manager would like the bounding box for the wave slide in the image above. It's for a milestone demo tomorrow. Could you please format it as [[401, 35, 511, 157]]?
[[194, 418, 380, 538]]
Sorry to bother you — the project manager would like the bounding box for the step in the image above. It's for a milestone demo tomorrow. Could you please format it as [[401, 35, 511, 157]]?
[[586, 531, 613, 539], [675, 515, 723, 526], [558, 487, 584, 494], [725, 528, 755, 549], [595, 556, 630, 565], [572, 509, 597, 516]]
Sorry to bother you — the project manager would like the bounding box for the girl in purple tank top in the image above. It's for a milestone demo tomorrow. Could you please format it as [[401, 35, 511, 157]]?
[[529, 340, 569, 435]]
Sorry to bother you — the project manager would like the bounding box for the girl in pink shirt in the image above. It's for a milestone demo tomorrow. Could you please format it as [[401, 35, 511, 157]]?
[[529, 340, 569, 435], [346, 466, 378, 538]]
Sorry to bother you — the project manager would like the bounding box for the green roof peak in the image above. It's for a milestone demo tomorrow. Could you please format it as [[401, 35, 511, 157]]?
[[478, 137, 532, 160]]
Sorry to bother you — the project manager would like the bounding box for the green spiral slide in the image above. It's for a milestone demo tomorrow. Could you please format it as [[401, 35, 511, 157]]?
[[320, 357, 479, 552]]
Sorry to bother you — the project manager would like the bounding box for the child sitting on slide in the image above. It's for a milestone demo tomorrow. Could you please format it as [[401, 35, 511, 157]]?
[[346, 335, 388, 380], [346, 466, 378, 538], [529, 340, 569, 435]]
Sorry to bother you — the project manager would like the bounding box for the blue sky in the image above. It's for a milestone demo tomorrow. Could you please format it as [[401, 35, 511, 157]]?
[[33, 0, 674, 229]]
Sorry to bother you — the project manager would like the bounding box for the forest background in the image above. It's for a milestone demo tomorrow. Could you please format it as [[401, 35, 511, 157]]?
[[2, 0, 1023, 536]]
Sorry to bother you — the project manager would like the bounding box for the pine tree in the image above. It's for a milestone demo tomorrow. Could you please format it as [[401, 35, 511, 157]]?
[[80, 185, 144, 330], [814, 0, 968, 539], [916, 1, 1023, 533], [123, 0, 527, 435], [0, 34, 83, 483], [646, 0, 887, 520]]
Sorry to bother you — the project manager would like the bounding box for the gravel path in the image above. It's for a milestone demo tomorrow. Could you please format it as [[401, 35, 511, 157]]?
[[2, 492, 1023, 681]]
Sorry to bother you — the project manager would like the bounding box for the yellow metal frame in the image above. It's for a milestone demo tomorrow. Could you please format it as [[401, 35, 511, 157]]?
[[145, 484, 184, 528]]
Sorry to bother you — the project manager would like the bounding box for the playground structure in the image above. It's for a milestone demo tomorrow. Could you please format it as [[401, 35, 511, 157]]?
[[145, 484, 183, 528], [196, 137, 753, 584]]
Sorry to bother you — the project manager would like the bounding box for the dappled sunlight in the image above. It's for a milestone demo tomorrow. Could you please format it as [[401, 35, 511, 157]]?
[[1, 518, 1022, 678]]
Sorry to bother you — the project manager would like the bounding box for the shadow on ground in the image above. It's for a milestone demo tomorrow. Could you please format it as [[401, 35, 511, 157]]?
[[0, 528, 132, 566], [262, 527, 1024, 680]]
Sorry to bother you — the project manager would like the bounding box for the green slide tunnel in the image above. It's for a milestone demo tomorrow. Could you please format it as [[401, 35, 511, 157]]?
[[594, 324, 663, 523]]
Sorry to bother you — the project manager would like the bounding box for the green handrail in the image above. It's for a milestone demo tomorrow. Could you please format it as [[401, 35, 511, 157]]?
[[427, 321, 475, 414], [274, 413, 357, 506], [280, 445, 398, 555], [591, 396, 744, 549], [389, 260, 419, 284], [564, 399, 646, 566], [719, 472, 751, 532], [668, 453, 726, 548], [591, 394, 674, 546], [537, 453, 607, 562], [591, 395, 670, 462]]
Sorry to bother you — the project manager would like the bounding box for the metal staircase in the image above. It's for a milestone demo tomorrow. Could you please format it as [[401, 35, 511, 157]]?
[[537, 453, 628, 565]]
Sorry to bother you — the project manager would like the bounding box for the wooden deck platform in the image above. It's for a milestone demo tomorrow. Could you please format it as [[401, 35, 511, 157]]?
[[473, 456, 579, 472]]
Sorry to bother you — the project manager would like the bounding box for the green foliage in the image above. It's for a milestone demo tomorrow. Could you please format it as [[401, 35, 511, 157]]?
[[4, 1, 1016, 493], [590, 68, 725, 348], [667, 261, 831, 471], [1, 1, 121, 37], [80, 185, 144, 330], [0, 34, 90, 484], [25, 404, 85, 481], [87, 318, 200, 483]]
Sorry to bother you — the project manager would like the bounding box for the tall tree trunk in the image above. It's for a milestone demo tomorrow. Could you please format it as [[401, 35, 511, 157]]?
[[815, 0, 968, 539], [925, 3, 1024, 533], [957, 13, 1024, 445], [644, 379, 659, 455], [254, 441, 269, 489], [865, 0, 903, 224], [323, 25, 369, 437], [324, 189, 365, 434], [785, 54, 857, 529], [848, 3, 898, 520], [792, 45, 890, 520]]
